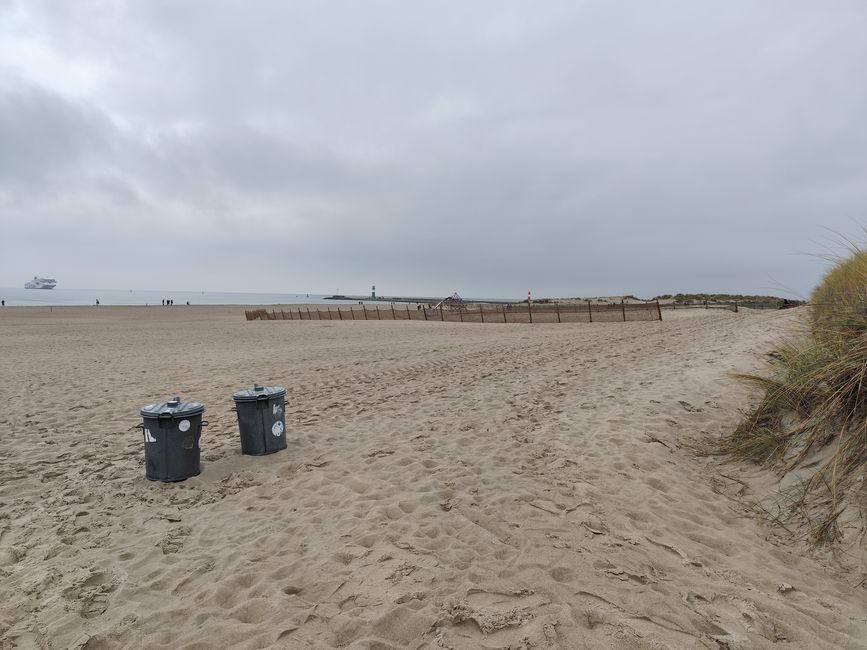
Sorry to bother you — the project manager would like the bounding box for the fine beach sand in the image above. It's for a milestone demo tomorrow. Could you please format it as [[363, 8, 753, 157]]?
[[1, 306, 865, 649]]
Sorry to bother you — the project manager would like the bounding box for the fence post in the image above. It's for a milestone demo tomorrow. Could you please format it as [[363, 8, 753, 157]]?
[[621, 299, 626, 322], [423, 308, 428, 321], [306, 307, 312, 320], [734, 301, 738, 313], [376, 306, 381, 320], [480, 305, 485, 323], [459, 309, 463, 322], [440, 307, 444, 321], [391, 304, 396, 320], [656, 299, 662, 321], [362, 305, 368, 320], [555, 302, 561, 323], [297, 308, 302, 320], [337, 307, 343, 320], [704, 300, 708, 309], [351, 307, 356, 320], [328, 307, 333, 320], [503, 306, 508, 323], [528, 301, 533, 324], [587, 300, 593, 322]]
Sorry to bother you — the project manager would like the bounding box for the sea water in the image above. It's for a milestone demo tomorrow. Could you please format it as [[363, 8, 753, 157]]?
[[0, 287, 364, 307]]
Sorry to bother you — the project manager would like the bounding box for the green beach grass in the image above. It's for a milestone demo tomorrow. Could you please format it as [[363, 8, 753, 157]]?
[[716, 244, 867, 545]]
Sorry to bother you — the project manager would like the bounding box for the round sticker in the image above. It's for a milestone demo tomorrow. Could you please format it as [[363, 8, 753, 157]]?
[[272, 421, 284, 437], [178, 419, 191, 432]]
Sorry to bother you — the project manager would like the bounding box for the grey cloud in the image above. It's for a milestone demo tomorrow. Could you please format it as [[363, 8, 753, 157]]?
[[1, 0, 866, 296], [0, 78, 113, 184]]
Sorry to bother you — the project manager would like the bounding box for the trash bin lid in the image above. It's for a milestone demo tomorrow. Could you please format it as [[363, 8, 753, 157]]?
[[232, 384, 287, 402], [140, 396, 205, 418]]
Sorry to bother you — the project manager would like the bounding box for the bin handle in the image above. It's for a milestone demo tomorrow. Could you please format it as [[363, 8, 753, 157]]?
[[200, 420, 209, 427]]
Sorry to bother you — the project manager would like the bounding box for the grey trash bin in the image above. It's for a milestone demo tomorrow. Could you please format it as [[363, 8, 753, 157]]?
[[232, 384, 287, 455], [140, 396, 205, 481]]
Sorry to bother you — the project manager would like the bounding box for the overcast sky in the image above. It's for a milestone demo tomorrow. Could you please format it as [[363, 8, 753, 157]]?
[[1, 1, 865, 298]]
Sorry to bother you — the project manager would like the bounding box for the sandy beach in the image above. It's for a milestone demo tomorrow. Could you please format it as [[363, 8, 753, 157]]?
[[0, 305, 865, 649]]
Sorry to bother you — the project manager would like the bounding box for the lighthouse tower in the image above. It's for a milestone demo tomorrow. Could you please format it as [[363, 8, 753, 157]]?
[[371, 285, 376, 299]]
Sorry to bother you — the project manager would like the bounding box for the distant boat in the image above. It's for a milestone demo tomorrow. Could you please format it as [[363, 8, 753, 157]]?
[[24, 276, 57, 289]]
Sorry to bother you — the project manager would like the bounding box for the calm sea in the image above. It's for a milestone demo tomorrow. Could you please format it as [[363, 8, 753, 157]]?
[[0, 287, 365, 307]]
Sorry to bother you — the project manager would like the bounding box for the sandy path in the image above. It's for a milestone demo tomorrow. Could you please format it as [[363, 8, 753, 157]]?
[[0, 306, 864, 649]]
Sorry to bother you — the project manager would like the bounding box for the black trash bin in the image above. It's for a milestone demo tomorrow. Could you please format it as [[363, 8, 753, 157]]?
[[140, 396, 205, 481], [232, 384, 287, 455]]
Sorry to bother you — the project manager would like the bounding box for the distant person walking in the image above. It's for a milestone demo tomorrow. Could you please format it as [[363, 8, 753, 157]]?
[[162, 299, 165, 306], [1, 300, 4, 307], [95, 299, 100, 306]]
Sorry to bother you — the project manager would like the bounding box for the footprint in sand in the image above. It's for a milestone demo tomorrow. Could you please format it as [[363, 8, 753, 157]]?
[[63, 571, 117, 619], [678, 400, 703, 413], [158, 525, 192, 554], [0, 546, 23, 567]]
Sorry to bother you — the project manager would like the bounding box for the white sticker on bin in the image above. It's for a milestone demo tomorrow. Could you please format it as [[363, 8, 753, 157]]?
[[179, 420, 191, 432], [144, 429, 157, 443], [272, 421, 284, 437]]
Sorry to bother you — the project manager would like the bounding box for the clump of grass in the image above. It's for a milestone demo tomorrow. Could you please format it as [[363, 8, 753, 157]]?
[[811, 247, 867, 327], [715, 244, 867, 545]]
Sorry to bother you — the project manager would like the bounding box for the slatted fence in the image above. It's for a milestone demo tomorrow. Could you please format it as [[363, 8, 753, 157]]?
[[662, 301, 739, 312], [245, 301, 663, 323]]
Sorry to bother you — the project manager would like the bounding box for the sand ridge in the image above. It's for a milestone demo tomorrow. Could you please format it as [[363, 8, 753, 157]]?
[[0, 306, 865, 648]]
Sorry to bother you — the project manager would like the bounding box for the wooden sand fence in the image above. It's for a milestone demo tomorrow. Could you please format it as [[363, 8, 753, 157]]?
[[245, 300, 663, 323], [662, 301, 740, 312]]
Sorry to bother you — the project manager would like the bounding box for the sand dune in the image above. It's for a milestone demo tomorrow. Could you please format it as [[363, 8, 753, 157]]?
[[0, 305, 864, 649]]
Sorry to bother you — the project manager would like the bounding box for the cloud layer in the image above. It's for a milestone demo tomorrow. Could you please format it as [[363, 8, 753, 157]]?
[[1, 0, 865, 297]]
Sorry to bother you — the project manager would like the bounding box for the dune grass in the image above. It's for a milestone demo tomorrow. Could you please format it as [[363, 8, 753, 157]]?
[[716, 246, 867, 545]]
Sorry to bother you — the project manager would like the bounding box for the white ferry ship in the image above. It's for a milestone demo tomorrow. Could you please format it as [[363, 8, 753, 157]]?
[[24, 276, 57, 289]]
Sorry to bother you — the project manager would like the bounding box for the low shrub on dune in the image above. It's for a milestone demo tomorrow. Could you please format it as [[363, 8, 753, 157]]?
[[717, 246, 867, 545]]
